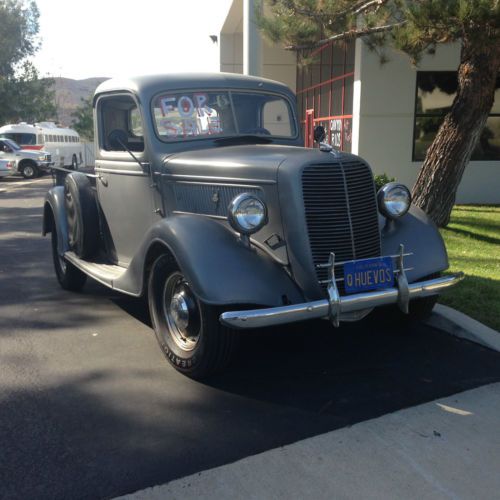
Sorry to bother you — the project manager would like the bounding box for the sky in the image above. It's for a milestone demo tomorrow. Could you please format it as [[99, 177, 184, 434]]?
[[32, 0, 233, 80]]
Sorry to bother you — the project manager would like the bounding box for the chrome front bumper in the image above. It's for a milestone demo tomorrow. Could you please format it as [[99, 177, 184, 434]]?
[[220, 246, 464, 329]]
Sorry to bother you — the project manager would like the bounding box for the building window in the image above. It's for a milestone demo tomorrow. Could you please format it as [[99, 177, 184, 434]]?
[[414, 71, 500, 161], [296, 40, 355, 152]]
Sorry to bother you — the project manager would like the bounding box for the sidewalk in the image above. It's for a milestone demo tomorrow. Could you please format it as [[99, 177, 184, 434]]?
[[120, 382, 500, 500]]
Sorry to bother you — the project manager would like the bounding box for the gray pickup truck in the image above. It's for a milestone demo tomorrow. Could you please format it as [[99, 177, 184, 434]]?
[[42, 73, 463, 378], [0, 137, 52, 178]]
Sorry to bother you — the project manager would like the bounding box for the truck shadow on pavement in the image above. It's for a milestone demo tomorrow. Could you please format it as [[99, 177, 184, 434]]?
[[113, 295, 500, 421]]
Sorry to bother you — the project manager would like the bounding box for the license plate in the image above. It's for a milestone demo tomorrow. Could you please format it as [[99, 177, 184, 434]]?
[[343, 256, 394, 294]]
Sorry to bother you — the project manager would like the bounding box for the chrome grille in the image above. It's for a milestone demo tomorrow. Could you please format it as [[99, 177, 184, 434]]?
[[302, 161, 381, 293]]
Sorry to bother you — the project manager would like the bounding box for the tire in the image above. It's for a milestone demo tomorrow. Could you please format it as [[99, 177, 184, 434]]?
[[404, 295, 438, 322], [64, 172, 99, 259], [51, 224, 87, 291], [71, 155, 78, 170], [20, 162, 39, 179], [148, 254, 238, 379]]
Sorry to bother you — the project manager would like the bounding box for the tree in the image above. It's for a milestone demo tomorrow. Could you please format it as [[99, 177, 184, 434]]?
[[0, 61, 56, 123], [257, 0, 500, 227], [0, 1, 56, 125], [0, 0, 40, 76], [71, 97, 94, 141]]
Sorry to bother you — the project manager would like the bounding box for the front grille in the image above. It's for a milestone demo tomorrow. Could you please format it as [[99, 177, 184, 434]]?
[[302, 160, 381, 294]]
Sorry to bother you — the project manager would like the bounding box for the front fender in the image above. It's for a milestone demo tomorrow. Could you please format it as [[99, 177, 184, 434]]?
[[381, 205, 449, 282], [120, 214, 304, 307], [42, 186, 69, 256]]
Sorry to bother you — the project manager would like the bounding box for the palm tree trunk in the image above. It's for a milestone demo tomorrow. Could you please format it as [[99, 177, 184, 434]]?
[[412, 39, 500, 227]]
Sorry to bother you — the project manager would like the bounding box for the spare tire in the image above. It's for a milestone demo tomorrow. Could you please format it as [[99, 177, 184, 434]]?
[[64, 172, 99, 258]]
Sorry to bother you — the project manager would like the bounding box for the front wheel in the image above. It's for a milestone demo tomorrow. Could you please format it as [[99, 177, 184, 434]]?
[[51, 226, 87, 291], [71, 155, 78, 170], [20, 162, 39, 179], [148, 255, 238, 379]]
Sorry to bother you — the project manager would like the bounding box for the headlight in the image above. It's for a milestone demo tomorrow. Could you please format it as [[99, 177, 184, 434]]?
[[228, 193, 267, 234], [38, 155, 46, 161], [377, 182, 411, 219]]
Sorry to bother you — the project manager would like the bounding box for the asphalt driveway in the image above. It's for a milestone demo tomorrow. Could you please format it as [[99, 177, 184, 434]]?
[[1, 176, 500, 500]]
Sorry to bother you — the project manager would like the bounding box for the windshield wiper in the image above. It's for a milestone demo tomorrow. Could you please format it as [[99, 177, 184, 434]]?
[[213, 135, 273, 146]]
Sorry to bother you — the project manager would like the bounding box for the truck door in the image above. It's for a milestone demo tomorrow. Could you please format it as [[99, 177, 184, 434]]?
[[94, 94, 155, 267]]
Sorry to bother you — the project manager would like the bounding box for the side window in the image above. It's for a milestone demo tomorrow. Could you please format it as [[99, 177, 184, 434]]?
[[262, 99, 292, 136], [130, 108, 143, 138], [99, 95, 144, 153]]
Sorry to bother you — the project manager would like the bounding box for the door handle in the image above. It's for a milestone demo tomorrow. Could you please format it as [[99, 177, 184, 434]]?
[[98, 175, 108, 187]]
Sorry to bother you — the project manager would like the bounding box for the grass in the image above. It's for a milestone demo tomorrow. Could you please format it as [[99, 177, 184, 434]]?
[[439, 205, 500, 332]]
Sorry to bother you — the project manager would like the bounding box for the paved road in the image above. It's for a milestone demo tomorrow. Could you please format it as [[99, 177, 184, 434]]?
[[1, 176, 500, 500]]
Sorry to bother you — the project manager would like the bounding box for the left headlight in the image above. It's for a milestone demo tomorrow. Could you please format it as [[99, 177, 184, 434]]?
[[228, 193, 268, 234], [38, 155, 46, 161], [377, 182, 411, 219]]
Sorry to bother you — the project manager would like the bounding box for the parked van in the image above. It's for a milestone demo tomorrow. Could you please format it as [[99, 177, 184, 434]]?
[[0, 122, 83, 169]]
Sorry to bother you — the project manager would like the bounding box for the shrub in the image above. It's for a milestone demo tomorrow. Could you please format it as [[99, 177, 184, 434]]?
[[374, 173, 396, 191]]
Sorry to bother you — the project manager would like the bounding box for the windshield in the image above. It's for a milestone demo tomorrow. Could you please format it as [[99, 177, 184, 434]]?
[[152, 90, 296, 142], [1, 138, 21, 150]]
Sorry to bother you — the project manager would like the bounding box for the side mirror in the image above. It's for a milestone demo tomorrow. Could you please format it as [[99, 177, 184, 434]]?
[[313, 125, 326, 143], [107, 129, 128, 150]]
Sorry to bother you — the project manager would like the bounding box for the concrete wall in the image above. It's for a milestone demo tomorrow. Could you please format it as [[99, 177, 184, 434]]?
[[219, 1, 296, 92], [352, 41, 500, 204], [220, 32, 296, 91]]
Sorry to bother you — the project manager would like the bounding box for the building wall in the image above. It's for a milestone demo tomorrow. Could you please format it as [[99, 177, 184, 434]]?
[[352, 41, 500, 204], [220, 30, 296, 91], [219, 0, 296, 92]]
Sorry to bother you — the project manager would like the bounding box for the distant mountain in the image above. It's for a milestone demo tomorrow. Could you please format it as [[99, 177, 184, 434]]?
[[53, 77, 109, 127]]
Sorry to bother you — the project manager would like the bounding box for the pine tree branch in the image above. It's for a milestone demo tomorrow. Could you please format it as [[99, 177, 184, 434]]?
[[280, 0, 388, 22], [285, 21, 406, 50], [340, 0, 388, 18]]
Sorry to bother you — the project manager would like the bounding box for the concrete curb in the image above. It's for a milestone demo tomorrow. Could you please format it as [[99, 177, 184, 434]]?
[[425, 304, 500, 353]]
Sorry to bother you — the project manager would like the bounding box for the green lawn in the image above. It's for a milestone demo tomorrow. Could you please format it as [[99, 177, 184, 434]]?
[[439, 205, 500, 331]]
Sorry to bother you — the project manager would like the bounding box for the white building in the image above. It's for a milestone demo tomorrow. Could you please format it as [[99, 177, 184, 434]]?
[[218, 0, 500, 204]]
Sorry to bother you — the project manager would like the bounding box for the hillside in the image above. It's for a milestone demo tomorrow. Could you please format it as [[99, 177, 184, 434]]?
[[53, 77, 108, 127]]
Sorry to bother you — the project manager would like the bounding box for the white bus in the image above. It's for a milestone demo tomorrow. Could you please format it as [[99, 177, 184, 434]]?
[[0, 122, 84, 169]]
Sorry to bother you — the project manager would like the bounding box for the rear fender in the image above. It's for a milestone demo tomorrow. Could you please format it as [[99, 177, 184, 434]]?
[[381, 205, 448, 282], [120, 214, 304, 306], [42, 186, 69, 256]]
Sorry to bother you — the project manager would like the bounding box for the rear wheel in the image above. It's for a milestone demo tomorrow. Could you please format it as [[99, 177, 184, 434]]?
[[51, 225, 87, 291], [148, 254, 238, 379]]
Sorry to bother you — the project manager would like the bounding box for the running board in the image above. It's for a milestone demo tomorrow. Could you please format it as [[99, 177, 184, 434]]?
[[64, 251, 128, 289]]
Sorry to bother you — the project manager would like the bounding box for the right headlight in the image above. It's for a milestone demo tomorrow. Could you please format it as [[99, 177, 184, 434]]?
[[228, 193, 268, 235], [377, 182, 411, 219]]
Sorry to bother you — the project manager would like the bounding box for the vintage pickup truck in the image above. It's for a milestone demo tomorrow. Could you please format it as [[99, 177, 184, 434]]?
[[43, 73, 463, 378]]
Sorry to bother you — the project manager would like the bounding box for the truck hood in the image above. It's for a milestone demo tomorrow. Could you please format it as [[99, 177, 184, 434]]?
[[18, 149, 48, 159], [163, 144, 314, 182], [162, 144, 360, 182]]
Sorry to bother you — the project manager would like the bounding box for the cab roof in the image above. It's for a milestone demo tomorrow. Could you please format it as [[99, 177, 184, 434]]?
[[93, 72, 294, 104]]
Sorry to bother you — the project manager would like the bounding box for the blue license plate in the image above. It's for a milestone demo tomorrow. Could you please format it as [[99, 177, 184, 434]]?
[[344, 256, 394, 294]]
